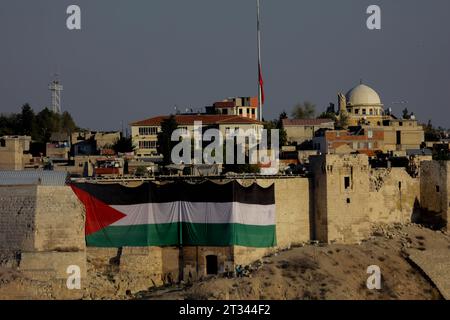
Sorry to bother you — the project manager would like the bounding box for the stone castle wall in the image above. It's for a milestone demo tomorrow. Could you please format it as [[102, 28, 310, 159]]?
[[0, 185, 37, 252], [420, 161, 449, 229], [310, 154, 422, 244], [1, 161, 449, 298], [310, 154, 372, 244], [0, 185, 86, 299], [369, 168, 420, 224]]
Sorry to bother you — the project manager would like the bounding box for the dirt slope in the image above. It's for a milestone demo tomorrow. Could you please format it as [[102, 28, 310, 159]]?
[[135, 224, 448, 300]]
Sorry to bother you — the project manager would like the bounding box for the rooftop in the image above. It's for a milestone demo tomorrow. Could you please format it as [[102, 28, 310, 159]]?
[[282, 118, 335, 126], [131, 114, 262, 126], [0, 170, 68, 186]]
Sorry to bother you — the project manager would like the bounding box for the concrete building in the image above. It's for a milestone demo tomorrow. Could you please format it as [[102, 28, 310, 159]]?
[[71, 131, 121, 156], [380, 119, 425, 152], [0, 135, 32, 170], [93, 131, 121, 149], [282, 118, 335, 145], [209, 96, 258, 120], [321, 83, 426, 153], [313, 122, 424, 155], [130, 114, 263, 158], [46, 133, 70, 162], [313, 127, 385, 156]]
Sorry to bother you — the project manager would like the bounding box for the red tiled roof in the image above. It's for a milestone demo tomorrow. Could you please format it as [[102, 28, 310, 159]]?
[[131, 114, 262, 126], [282, 118, 335, 126]]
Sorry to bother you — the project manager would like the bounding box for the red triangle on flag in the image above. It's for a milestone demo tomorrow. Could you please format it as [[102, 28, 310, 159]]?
[[71, 185, 126, 236]]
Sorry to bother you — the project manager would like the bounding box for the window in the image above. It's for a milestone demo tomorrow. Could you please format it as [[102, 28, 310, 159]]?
[[347, 108, 351, 113], [396, 131, 401, 145], [139, 141, 157, 149], [436, 185, 440, 193], [347, 198, 351, 204], [178, 127, 188, 135], [369, 109, 373, 115], [239, 108, 243, 115], [139, 127, 158, 136], [399, 182, 402, 190], [252, 109, 255, 114], [0, 139, 5, 147], [367, 130, 373, 138], [362, 109, 367, 115], [344, 176, 351, 189], [355, 109, 360, 115]]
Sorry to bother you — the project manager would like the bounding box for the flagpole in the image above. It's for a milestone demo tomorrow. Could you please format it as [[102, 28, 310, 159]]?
[[257, 0, 263, 122]]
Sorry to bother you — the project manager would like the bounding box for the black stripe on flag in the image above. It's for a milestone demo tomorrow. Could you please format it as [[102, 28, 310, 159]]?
[[71, 180, 275, 205]]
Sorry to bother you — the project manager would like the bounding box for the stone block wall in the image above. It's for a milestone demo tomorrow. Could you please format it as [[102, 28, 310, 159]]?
[[369, 168, 420, 224], [311, 154, 372, 244], [0, 185, 36, 252], [34, 186, 85, 252], [0, 185, 86, 299], [420, 161, 449, 230], [86, 246, 180, 295]]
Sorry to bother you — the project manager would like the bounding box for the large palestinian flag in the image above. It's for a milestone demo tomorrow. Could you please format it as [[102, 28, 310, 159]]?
[[71, 181, 276, 248]]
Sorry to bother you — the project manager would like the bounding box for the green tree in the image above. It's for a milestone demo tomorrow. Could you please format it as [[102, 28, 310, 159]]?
[[157, 115, 179, 165], [61, 111, 77, 134], [264, 112, 288, 146], [0, 104, 80, 143], [20, 104, 35, 136], [0, 113, 20, 136], [34, 108, 61, 143], [112, 136, 135, 154], [336, 112, 350, 129], [222, 141, 261, 174], [291, 101, 316, 119], [318, 112, 337, 121], [424, 120, 441, 142], [135, 166, 148, 176]]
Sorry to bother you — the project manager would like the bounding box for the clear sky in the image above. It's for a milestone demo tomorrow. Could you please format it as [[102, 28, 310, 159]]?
[[0, 0, 449, 130]]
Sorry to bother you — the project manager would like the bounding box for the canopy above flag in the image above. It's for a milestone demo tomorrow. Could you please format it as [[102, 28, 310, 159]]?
[[71, 180, 276, 248]]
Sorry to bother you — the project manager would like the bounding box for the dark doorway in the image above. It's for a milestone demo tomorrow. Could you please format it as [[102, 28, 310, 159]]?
[[396, 131, 401, 145], [206, 255, 218, 275]]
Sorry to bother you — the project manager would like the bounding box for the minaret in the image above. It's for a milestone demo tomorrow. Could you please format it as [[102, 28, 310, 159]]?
[[338, 93, 347, 114]]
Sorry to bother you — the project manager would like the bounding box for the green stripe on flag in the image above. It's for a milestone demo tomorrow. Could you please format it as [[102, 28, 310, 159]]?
[[86, 223, 276, 248]]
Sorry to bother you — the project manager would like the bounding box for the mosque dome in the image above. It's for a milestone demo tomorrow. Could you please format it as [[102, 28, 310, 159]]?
[[345, 84, 382, 106]]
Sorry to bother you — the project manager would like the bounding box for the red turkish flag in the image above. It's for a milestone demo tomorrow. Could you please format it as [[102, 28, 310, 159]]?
[[259, 63, 265, 105]]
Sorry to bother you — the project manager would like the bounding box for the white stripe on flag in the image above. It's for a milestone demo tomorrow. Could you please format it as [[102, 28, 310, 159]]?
[[110, 202, 275, 227]]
